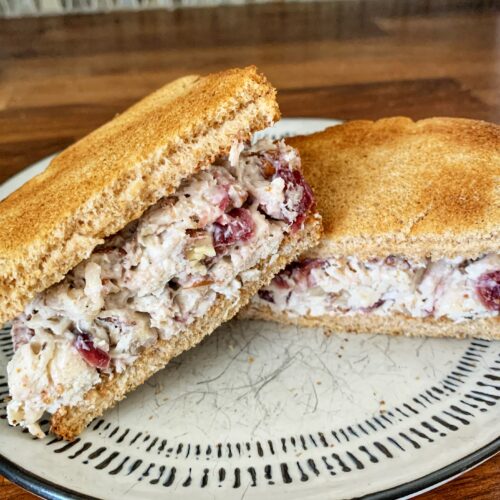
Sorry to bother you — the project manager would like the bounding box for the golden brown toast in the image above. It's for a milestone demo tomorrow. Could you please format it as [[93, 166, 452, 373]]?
[[241, 304, 498, 340], [0, 66, 279, 325], [288, 117, 499, 260]]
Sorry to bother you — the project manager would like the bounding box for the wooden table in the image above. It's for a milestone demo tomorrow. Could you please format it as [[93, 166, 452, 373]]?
[[0, 0, 498, 497]]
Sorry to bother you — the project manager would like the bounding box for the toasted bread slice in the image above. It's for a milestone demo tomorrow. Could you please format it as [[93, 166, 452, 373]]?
[[0, 66, 279, 325], [242, 304, 498, 340], [290, 117, 499, 260], [51, 215, 322, 440]]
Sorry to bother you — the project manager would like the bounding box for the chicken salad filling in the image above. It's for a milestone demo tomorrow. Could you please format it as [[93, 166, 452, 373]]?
[[7, 138, 315, 437], [254, 254, 500, 321]]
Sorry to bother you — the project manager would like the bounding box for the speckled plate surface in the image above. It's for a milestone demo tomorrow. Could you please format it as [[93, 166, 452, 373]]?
[[0, 119, 498, 500]]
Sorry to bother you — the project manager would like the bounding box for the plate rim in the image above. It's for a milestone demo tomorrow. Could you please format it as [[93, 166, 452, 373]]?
[[0, 117, 497, 499], [0, 437, 498, 500]]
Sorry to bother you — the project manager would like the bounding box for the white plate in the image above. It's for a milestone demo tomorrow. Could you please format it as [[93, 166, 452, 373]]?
[[0, 118, 498, 500]]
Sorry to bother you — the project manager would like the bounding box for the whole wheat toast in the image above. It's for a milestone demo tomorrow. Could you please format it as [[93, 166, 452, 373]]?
[[290, 117, 499, 260], [242, 303, 498, 340], [0, 66, 279, 325]]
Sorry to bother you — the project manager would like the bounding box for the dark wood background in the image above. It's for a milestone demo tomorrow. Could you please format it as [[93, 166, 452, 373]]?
[[0, 0, 498, 497]]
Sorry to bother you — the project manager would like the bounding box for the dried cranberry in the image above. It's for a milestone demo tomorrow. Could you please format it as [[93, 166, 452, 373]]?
[[294, 258, 324, 272], [273, 275, 291, 289], [217, 189, 231, 211], [278, 259, 324, 287], [212, 208, 255, 254], [258, 290, 274, 303], [275, 167, 315, 231], [74, 330, 110, 370], [300, 259, 324, 287], [476, 271, 500, 311]]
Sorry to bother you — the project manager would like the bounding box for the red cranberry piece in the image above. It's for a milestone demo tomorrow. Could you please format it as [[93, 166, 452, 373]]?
[[212, 208, 255, 254], [300, 259, 325, 287], [273, 275, 291, 289], [294, 258, 324, 272], [212, 183, 232, 211], [218, 192, 231, 211], [279, 258, 324, 287], [258, 290, 275, 303], [476, 271, 500, 311], [74, 331, 110, 370], [275, 167, 315, 231]]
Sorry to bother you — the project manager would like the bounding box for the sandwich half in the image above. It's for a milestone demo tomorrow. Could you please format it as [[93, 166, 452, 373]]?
[[1, 66, 322, 439], [244, 117, 499, 340]]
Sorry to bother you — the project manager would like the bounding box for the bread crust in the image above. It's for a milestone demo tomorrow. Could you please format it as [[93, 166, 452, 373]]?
[[50, 215, 322, 440], [0, 66, 279, 325], [241, 304, 499, 340], [287, 117, 500, 260]]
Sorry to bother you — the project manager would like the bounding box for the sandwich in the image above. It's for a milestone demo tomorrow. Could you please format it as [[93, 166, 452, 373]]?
[[244, 117, 499, 339], [1, 66, 322, 439]]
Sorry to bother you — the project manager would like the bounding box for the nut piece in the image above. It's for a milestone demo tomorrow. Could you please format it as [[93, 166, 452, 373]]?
[[186, 233, 216, 262]]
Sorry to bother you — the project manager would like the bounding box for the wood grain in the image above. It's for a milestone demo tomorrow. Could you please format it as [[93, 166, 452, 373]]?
[[0, 0, 498, 498]]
